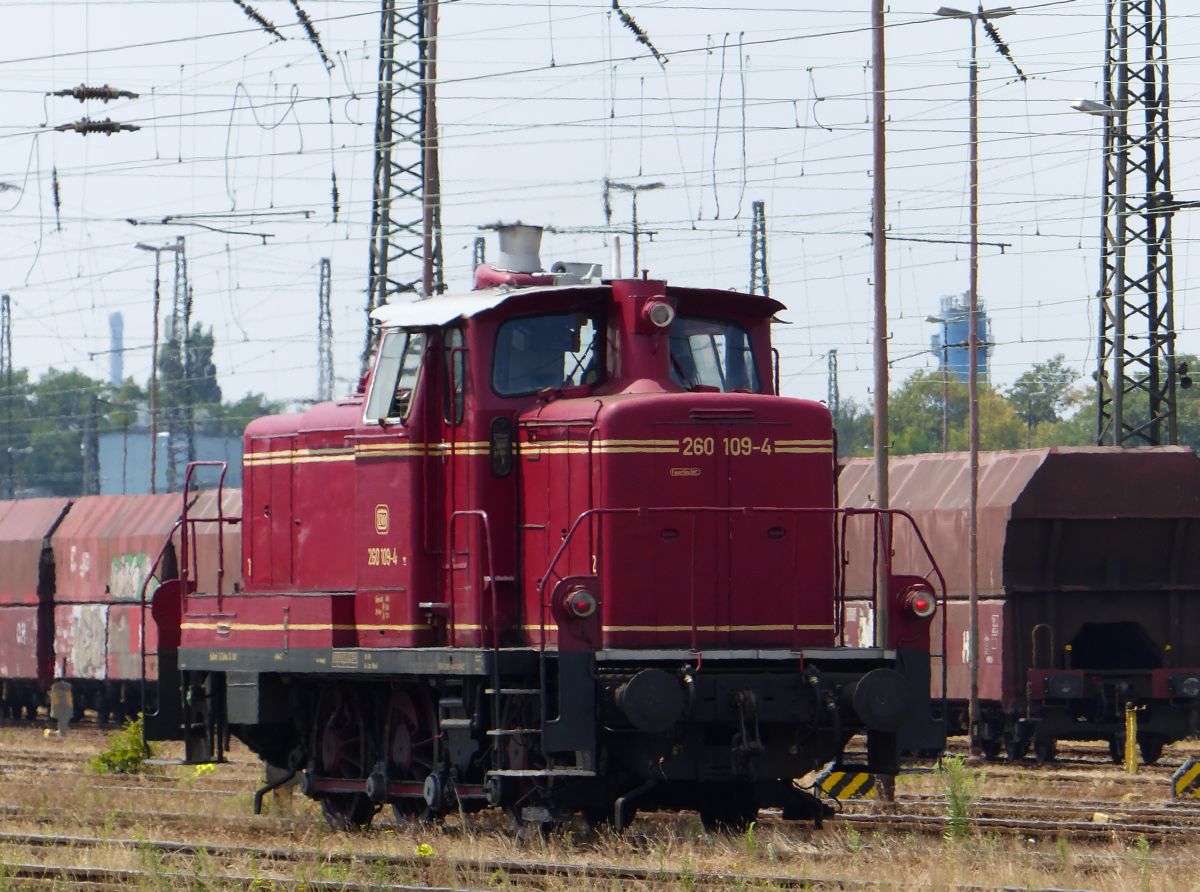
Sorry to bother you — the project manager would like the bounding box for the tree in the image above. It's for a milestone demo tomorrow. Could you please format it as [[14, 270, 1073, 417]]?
[[833, 397, 873, 458], [207, 392, 283, 438], [22, 368, 103, 495], [1005, 354, 1082, 446], [0, 368, 32, 498], [887, 368, 1022, 455]]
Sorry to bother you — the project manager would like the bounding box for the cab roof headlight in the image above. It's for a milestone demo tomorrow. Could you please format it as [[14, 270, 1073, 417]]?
[[643, 300, 675, 329]]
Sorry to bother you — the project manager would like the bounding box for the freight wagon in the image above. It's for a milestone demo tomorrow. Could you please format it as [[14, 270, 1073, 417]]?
[[841, 448, 1200, 762], [0, 490, 240, 721]]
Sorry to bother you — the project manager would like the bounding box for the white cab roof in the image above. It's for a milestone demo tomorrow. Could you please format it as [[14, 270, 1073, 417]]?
[[370, 285, 604, 329]]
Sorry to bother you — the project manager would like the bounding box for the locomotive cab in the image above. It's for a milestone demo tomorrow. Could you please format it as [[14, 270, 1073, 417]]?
[[154, 230, 943, 833]]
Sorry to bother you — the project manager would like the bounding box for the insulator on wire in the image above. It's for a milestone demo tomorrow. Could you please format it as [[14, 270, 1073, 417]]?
[[51, 167, 62, 232], [232, 0, 286, 42], [50, 84, 140, 102], [54, 118, 140, 136], [290, 0, 334, 70]]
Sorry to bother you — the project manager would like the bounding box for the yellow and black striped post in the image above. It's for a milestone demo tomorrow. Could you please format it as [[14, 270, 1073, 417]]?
[[816, 764, 877, 801], [1173, 758, 1200, 799]]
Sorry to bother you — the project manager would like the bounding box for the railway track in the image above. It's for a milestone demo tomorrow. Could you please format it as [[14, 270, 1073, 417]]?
[[0, 829, 1122, 892], [840, 809, 1196, 842], [0, 861, 473, 891], [888, 792, 1200, 822]]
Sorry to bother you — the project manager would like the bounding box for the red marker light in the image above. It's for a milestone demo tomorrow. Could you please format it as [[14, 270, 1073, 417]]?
[[904, 587, 937, 619], [565, 589, 598, 619]]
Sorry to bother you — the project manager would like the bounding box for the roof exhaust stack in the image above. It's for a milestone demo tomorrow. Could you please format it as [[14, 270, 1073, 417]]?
[[495, 223, 544, 273]]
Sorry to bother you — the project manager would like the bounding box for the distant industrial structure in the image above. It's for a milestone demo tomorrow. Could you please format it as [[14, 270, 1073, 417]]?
[[929, 293, 990, 383], [98, 429, 241, 496]]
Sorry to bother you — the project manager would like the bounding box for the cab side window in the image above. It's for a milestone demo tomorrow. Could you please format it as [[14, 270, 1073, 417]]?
[[365, 330, 426, 422], [444, 327, 465, 425], [668, 316, 761, 393], [492, 311, 601, 396]]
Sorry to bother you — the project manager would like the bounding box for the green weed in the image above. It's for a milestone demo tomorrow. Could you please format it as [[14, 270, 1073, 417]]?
[[936, 754, 978, 841], [88, 714, 158, 775], [742, 820, 758, 858]]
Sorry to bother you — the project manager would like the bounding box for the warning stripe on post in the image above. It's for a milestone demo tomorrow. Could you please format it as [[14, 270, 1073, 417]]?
[[1173, 758, 1200, 798], [816, 764, 877, 800]]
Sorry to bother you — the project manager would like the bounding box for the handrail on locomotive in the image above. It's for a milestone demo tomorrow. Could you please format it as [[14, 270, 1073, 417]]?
[[538, 503, 949, 651], [138, 460, 240, 719]]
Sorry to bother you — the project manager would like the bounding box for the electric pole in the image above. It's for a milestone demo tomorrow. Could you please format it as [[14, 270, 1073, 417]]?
[[0, 294, 12, 498], [749, 200, 769, 297], [135, 238, 184, 495], [318, 258, 334, 402], [363, 0, 443, 370], [870, 0, 890, 654], [82, 394, 100, 496], [165, 242, 193, 493], [1092, 0, 1180, 446]]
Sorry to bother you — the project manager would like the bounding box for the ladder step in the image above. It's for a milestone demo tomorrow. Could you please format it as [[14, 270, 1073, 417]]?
[[485, 688, 541, 696], [486, 728, 539, 736], [487, 768, 597, 778], [440, 718, 472, 729]]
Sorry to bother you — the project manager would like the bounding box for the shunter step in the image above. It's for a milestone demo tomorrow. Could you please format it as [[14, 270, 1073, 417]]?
[[439, 718, 472, 729], [485, 689, 541, 696], [486, 728, 540, 736]]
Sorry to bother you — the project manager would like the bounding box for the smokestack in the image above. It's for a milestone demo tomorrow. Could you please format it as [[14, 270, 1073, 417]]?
[[495, 223, 543, 273], [108, 311, 124, 385]]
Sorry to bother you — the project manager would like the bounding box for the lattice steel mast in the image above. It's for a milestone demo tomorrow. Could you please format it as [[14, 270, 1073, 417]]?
[[1096, 0, 1178, 446], [318, 258, 334, 401], [749, 200, 769, 297], [363, 0, 442, 369], [165, 245, 194, 493], [827, 349, 840, 420]]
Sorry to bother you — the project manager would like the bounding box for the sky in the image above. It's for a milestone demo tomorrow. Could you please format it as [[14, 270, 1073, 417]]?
[[2, 0, 1199, 411]]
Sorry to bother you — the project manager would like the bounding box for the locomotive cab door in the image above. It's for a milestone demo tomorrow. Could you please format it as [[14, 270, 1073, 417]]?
[[351, 328, 432, 648], [436, 325, 515, 648]]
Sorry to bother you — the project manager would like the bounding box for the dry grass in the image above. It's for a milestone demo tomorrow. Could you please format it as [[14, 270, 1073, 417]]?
[[0, 725, 1194, 889]]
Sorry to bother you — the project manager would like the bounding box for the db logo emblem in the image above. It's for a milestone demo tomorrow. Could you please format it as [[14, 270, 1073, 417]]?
[[374, 505, 390, 535]]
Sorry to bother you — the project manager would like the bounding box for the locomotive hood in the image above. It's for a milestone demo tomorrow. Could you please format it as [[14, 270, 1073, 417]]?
[[517, 389, 838, 650]]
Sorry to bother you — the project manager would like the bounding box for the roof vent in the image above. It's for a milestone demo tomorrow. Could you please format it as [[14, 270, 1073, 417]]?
[[495, 223, 544, 273]]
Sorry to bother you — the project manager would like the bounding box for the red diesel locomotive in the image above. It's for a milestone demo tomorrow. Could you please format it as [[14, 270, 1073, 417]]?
[[144, 228, 944, 831]]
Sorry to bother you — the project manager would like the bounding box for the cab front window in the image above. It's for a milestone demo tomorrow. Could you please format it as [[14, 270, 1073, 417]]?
[[365, 329, 426, 422], [669, 316, 760, 392], [492, 311, 601, 396]]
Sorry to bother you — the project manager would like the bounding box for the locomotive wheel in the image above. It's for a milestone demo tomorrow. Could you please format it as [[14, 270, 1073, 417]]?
[[1033, 738, 1057, 765], [1138, 734, 1165, 766], [386, 688, 438, 824], [1004, 735, 1029, 762], [315, 687, 375, 831], [980, 736, 1003, 762], [698, 784, 758, 833]]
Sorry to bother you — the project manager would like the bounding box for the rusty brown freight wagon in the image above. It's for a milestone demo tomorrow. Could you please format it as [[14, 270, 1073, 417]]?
[[840, 448, 1200, 763], [48, 489, 241, 721], [0, 498, 71, 716]]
